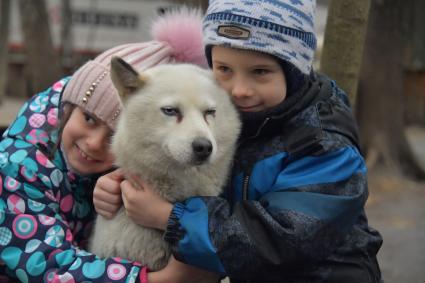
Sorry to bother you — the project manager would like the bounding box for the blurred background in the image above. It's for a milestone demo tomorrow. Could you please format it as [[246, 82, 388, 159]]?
[[0, 0, 424, 282]]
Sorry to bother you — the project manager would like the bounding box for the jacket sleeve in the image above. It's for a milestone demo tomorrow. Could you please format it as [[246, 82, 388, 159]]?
[[0, 209, 148, 282], [164, 145, 368, 278], [0, 89, 148, 282]]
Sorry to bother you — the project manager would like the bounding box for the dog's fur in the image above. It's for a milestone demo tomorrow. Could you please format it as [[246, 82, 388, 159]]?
[[89, 57, 240, 275]]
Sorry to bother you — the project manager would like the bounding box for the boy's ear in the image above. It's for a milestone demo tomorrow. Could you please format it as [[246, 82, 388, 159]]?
[[110, 56, 147, 101]]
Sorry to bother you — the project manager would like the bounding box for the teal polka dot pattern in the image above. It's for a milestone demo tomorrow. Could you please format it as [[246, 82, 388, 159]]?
[[21, 157, 39, 181], [44, 225, 65, 247], [14, 140, 32, 149], [29, 94, 49, 113], [9, 116, 27, 136], [0, 151, 9, 167], [24, 183, 45, 199], [50, 169, 63, 187], [0, 137, 13, 149], [1, 246, 22, 269], [25, 239, 42, 253], [82, 260, 106, 279], [69, 257, 82, 270], [26, 251, 47, 276], [10, 149, 28, 163], [55, 249, 75, 267], [28, 199, 46, 212], [50, 92, 60, 106], [16, 268, 29, 283]]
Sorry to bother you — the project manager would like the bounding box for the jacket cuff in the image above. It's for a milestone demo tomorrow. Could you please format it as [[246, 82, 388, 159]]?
[[139, 266, 149, 283], [163, 202, 185, 245]]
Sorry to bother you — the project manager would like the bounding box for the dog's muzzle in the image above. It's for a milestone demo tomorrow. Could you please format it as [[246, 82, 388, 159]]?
[[192, 137, 213, 164]]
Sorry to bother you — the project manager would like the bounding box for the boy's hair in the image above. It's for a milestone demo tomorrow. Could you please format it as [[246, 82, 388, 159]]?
[[62, 7, 207, 131], [203, 0, 317, 91]]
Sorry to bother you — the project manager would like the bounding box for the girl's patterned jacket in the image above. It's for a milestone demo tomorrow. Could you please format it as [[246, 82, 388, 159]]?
[[0, 78, 147, 282]]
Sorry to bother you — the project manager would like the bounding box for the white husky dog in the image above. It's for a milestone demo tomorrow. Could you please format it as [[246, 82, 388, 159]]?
[[89, 57, 241, 275]]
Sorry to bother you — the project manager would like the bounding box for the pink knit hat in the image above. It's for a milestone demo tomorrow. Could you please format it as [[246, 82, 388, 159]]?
[[61, 8, 207, 130]]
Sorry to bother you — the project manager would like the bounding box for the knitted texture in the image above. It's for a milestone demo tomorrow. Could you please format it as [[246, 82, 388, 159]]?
[[62, 8, 207, 130], [203, 0, 317, 75]]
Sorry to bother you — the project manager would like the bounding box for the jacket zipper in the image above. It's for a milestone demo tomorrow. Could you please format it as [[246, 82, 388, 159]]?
[[242, 174, 250, 200]]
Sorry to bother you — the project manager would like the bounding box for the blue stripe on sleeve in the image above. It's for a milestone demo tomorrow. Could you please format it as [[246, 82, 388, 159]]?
[[178, 198, 225, 274], [256, 146, 367, 223], [249, 146, 365, 193]]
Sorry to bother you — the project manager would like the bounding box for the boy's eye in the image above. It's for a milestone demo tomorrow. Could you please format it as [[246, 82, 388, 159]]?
[[161, 107, 180, 116], [253, 68, 270, 75], [216, 65, 231, 73]]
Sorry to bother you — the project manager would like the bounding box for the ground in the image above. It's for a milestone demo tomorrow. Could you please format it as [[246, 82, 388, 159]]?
[[366, 127, 425, 283]]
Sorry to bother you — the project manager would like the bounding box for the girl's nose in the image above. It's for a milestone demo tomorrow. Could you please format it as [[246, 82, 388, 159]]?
[[86, 129, 110, 152]]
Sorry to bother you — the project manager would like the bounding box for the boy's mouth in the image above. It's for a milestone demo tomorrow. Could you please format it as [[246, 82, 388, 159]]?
[[238, 104, 262, 112]]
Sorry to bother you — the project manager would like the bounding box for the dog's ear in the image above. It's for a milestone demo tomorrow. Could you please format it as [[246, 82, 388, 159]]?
[[110, 56, 147, 101]]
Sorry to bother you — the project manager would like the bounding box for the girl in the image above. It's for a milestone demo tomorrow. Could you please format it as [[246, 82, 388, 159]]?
[[0, 8, 207, 282]]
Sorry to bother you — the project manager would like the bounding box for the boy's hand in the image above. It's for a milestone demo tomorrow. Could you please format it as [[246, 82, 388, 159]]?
[[93, 169, 124, 218], [121, 175, 173, 231], [148, 256, 218, 283]]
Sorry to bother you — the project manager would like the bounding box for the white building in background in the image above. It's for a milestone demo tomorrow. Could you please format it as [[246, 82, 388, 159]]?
[[8, 0, 178, 55], [9, 0, 328, 55]]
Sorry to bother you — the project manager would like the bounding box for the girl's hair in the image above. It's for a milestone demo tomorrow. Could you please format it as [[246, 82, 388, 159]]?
[[40, 102, 75, 160]]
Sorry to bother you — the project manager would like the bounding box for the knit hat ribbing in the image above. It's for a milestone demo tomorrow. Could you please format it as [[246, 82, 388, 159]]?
[[62, 8, 207, 130], [203, 0, 317, 75]]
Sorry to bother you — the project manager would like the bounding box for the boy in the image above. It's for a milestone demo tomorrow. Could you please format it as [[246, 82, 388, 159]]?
[[95, 1, 383, 282]]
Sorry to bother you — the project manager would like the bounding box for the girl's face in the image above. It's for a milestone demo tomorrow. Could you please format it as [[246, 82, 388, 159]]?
[[61, 107, 114, 175], [212, 45, 287, 112]]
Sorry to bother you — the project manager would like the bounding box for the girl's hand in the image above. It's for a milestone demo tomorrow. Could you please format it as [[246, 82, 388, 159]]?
[[121, 175, 173, 230], [93, 169, 124, 218], [148, 256, 218, 283]]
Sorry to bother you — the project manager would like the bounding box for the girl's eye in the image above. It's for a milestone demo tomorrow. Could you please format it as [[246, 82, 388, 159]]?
[[161, 107, 180, 116], [84, 113, 96, 125]]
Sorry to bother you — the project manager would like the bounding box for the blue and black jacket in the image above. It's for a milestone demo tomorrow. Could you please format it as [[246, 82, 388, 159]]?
[[164, 73, 383, 282]]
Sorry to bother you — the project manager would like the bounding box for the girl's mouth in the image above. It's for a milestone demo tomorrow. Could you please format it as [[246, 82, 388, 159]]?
[[76, 145, 97, 162]]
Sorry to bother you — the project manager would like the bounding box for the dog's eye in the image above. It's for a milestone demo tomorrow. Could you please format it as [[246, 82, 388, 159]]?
[[204, 109, 216, 117], [161, 107, 180, 116]]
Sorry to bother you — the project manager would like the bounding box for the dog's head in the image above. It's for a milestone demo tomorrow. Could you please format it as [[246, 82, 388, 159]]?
[[110, 57, 240, 168]]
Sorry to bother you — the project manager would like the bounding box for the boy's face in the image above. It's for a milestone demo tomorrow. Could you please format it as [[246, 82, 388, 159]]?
[[61, 107, 115, 175], [212, 46, 287, 112]]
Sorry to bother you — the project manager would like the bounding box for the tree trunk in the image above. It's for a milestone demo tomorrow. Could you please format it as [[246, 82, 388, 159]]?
[[320, 0, 371, 107], [60, 0, 74, 70], [18, 0, 63, 94], [403, 0, 425, 125], [357, 0, 425, 180], [0, 0, 11, 104]]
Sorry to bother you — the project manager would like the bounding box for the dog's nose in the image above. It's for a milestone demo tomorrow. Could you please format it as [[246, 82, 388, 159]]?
[[192, 138, 213, 161]]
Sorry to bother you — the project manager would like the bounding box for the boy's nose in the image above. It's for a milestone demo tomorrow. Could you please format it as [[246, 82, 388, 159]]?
[[231, 78, 253, 99]]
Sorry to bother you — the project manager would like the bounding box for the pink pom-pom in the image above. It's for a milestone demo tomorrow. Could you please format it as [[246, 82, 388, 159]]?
[[151, 7, 208, 68]]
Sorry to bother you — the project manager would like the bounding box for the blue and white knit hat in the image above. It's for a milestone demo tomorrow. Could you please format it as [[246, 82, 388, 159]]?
[[203, 0, 317, 76]]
